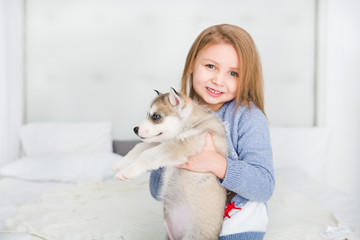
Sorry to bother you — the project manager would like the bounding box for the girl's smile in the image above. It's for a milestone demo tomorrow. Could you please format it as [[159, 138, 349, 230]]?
[[206, 87, 223, 97], [192, 43, 240, 111]]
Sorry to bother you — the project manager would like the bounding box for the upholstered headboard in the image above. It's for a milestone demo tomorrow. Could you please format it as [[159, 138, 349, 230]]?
[[112, 140, 140, 156]]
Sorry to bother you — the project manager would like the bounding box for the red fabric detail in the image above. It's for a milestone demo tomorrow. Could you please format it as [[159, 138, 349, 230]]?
[[224, 201, 241, 219]]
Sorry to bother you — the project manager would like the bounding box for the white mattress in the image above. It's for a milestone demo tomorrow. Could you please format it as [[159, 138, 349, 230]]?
[[0, 170, 357, 240]]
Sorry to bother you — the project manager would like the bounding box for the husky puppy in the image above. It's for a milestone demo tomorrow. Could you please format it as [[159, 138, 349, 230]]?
[[113, 88, 227, 240]]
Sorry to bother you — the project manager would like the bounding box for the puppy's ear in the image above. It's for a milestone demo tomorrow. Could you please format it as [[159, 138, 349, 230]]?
[[154, 89, 162, 95], [169, 88, 183, 108]]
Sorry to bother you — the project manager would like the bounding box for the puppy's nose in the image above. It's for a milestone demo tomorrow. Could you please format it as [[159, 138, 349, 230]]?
[[133, 127, 139, 134]]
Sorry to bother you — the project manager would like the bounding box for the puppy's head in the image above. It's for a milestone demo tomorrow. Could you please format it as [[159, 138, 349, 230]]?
[[134, 88, 192, 142]]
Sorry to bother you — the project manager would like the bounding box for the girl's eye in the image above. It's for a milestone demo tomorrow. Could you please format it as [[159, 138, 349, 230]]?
[[151, 113, 161, 121], [230, 71, 239, 77], [205, 64, 215, 69]]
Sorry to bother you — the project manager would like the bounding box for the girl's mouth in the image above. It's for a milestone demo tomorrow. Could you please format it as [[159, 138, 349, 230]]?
[[206, 87, 223, 97]]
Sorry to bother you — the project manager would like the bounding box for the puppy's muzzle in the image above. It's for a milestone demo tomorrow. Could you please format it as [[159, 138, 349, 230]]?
[[133, 126, 139, 135]]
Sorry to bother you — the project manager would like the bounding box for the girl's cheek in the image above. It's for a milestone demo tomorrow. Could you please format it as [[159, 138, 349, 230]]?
[[199, 71, 212, 81]]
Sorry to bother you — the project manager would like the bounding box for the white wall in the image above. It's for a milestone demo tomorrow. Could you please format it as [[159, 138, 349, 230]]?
[[25, 0, 317, 139], [321, 0, 360, 200]]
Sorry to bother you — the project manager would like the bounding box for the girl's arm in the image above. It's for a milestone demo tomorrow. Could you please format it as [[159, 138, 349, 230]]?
[[178, 107, 275, 202], [221, 108, 275, 202], [177, 133, 227, 179]]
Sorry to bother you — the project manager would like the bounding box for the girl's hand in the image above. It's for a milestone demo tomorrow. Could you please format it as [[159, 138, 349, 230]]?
[[177, 133, 227, 179]]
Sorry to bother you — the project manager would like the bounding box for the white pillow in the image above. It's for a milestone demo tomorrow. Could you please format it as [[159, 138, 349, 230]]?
[[269, 127, 331, 183], [20, 122, 112, 156], [0, 152, 122, 183]]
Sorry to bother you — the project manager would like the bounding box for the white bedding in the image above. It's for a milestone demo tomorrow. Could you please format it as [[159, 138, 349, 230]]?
[[0, 177, 72, 232], [0, 124, 358, 239], [0, 173, 357, 240], [0, 175, 165, 240]]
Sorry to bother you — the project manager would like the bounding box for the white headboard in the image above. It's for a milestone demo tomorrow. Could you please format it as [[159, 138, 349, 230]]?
[[25, 0, 316, 139]]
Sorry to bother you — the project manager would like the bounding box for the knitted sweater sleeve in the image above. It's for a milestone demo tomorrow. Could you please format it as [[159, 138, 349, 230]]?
[[149, 167, 164, 201], [220, 107, 275, 202]]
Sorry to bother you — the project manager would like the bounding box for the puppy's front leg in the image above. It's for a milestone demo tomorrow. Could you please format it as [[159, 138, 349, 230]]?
[[116, 143, 188, 181], [113, 142, 159, 172]]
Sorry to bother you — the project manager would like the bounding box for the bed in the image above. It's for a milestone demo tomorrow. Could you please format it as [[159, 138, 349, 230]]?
[[0, 122, 358, 240]]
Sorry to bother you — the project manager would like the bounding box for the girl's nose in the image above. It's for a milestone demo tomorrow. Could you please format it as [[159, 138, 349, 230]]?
[[211, 74, 224, 85]]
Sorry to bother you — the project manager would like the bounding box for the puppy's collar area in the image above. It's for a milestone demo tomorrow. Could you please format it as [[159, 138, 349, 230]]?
[[175, 129, 200, 141], [174, 116, 212, 140], [188, 115, 214, 130]]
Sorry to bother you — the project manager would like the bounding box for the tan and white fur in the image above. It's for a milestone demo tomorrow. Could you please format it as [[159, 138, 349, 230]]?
[[113, 88, 227, 240]]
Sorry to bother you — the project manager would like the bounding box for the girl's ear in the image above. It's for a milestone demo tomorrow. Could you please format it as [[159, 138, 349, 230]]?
[[188, 66, 193, 74], [169, 88, 183, 108]]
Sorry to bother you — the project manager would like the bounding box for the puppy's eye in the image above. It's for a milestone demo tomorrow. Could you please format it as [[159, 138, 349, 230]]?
[[151, 113, 161, 121]]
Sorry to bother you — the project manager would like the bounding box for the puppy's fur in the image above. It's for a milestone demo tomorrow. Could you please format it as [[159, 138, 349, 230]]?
[[113, 88, 227, 240]]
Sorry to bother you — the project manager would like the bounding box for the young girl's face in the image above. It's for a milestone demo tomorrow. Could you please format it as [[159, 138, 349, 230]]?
[[192, 43, 239, 111]]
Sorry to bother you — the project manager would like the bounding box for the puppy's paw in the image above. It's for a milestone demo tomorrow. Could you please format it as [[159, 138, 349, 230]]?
[[115, 171, 129, 181], [116, 164, 144, 181], [112, 157, 132, 172], [112, 161, 124, 172]]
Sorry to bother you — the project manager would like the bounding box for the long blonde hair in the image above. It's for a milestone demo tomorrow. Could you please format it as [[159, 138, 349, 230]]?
[[180, 24, 265, 114]]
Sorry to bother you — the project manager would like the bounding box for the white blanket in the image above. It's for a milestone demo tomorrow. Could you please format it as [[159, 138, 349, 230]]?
[[3, 176, 356, 240], [4, 177, 165, 240]]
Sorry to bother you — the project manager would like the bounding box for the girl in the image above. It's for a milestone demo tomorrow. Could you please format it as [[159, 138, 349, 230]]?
[[150, 24, 275, 240]]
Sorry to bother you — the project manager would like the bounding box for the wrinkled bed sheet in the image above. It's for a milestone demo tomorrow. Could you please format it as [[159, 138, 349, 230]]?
[[0, 172, 357, 240], [0, 177, 72, 232], [1, 175, 165, 240]]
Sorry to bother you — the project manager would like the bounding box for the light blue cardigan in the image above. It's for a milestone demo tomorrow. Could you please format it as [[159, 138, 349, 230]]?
[[149, 100, 275, 240]]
